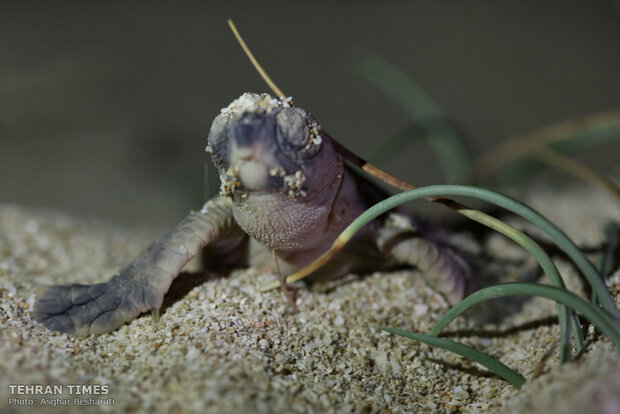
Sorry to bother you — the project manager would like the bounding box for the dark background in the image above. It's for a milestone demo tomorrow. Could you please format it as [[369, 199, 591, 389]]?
[[1, 1, 619, 227]]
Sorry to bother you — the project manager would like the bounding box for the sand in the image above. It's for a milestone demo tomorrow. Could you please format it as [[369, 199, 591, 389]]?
[[1, 182, 619, 413]]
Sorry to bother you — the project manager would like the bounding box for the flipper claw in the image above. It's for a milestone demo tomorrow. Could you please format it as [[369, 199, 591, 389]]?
[[151, 308, 160, 323]]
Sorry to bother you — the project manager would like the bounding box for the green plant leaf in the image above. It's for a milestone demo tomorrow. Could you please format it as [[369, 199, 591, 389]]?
[[429, 282, 620, 350], [357, 53, 471, 183], [378, 327, 526, 389]]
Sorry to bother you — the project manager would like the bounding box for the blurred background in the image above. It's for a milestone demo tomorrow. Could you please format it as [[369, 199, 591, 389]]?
[[1, 1, 619, 227]]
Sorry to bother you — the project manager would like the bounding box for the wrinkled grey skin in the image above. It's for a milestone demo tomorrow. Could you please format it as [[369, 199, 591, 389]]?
[[34, 93, 473, 336]]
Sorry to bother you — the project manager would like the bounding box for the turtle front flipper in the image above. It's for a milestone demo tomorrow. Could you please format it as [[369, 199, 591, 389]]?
[[376, 213, 476, 305], [34, 197, 243, 336], [34, 273, 166, 336]]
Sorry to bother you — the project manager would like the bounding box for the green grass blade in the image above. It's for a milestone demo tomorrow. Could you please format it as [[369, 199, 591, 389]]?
[[457, 207, 576, 360], [357, 53, 471, 183], [594, 222, 619, 306], [570, 312, 585, 354], [437, 186, 618, 320], [378, 327, 526, 389], [429, 282, 620, 350], [335, 185, 609, 358], [548, 121, 620, 154], [339, 184, 617, 320]]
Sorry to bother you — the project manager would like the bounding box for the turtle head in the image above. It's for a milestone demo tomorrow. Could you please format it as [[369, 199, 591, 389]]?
[[206, 93, 344, 250], [207, 93, 338, 202]]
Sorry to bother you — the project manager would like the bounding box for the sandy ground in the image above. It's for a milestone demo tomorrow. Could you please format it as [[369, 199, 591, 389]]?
[[1, 183, 619, 413]]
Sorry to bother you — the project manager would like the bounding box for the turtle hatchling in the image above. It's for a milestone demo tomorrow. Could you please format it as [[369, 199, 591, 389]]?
[[34, 93, 474, 336]]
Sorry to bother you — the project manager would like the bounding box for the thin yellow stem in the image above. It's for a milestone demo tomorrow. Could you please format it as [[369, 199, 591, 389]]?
[[262, 240, 345, 291], [227, 19, 287, 99], [474, 111, 620, 177], [531, 147, 620, 203]]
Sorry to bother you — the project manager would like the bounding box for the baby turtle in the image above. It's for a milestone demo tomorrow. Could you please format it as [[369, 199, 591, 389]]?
[[34, 93, 474, 336]]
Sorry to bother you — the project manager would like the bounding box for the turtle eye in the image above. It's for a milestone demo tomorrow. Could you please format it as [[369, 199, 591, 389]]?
[[276, 108, 322, 160], [276, 108, 309, 148]]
